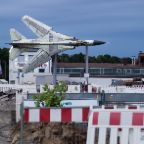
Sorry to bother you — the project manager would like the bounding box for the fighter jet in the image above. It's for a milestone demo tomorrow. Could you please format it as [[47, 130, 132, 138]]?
[[9, 15, 105, 72], [9, 28, 75, 72]]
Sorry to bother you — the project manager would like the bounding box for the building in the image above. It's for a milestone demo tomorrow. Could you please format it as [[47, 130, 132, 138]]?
[[56, 63, 144, 78], [9, 50, 52, 85], [138, 51, 144, 66], [56, 51, 144, 78], [9, 50, 144, 85]]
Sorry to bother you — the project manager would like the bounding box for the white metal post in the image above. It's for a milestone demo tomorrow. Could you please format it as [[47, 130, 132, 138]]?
[[20, 98, 24, 144]]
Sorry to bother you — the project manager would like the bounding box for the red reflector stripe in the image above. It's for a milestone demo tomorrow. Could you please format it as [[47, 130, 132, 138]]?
[[24, 108, 29, 123], [93, 112, 99, 125], [110, 112, 121, 125], [40, 108, 50, 122], [61, 108, 71, 122], [82, 108, 89, 122], [132, 113, 144, 126]]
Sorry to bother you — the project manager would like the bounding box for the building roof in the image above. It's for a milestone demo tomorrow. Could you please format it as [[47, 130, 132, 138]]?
[[57, 63, 144, 69]]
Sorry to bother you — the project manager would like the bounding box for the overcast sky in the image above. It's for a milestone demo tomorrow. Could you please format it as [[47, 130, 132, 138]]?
[[0, 0, 144, 57]]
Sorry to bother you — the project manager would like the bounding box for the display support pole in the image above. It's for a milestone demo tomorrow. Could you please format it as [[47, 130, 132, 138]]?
[[85, 46, 89, 92], [20, 97, 24, 144], [53, 54, 57, 85]]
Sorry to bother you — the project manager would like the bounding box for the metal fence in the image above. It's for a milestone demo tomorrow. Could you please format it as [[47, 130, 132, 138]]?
[[27, 92, 144, 104], [104, 93, 144, 104]]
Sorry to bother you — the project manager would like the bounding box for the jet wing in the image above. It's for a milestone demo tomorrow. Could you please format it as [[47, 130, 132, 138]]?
[[23, 44, 74, 73], [9, 46, 39, 61], [22, 15, 74, 40], [23, 49, 51, 73], [22, 15, 52, 37], [9, 46, 25, 61]]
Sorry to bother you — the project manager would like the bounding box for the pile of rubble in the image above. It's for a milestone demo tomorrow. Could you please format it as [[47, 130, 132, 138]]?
[[0, 90, 88, 144], [0, 90, 16, 102], [0, 92, 16, 144]]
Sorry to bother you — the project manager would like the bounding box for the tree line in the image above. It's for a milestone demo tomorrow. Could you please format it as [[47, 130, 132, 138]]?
[[57, 53, 131, 64], [0, 48, 9, 81]]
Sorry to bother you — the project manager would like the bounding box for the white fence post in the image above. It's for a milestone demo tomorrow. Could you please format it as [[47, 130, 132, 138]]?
[[109, 128, 118, 144], [121, 128, 129, 144], [98, 127, 107, 144]]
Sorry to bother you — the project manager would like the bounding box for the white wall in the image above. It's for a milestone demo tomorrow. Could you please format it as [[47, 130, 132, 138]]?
[[9, 51, 52, 85]]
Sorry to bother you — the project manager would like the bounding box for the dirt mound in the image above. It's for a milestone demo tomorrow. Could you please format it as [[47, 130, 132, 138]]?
[[11, 123, 87, 144]]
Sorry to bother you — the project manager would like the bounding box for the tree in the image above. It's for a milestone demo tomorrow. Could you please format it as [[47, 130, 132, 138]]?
[[111, 56, 121, 63], [57, 53, 132, 64], [70, 53, 85, 63], [96, 54, 124, 63], [0, 48, 9, 81], [96, 55, 105, 63], [32, 81, 67, 107], [58, 54, 69, 62], [89, 56, 96, 63]]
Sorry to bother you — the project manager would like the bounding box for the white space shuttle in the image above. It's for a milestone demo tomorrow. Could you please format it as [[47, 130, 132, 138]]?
[[9, 15, 105, 73]]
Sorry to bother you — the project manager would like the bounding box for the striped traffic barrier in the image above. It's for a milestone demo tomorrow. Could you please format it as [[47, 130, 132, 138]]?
[[24, 107, 89, 123], [23, 105, 144, 123], [86, 107, 144, 144], [22, 104, 144, 143]]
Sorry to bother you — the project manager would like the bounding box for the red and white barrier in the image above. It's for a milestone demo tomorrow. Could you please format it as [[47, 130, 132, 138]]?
[[24, 107, 89, 123], [86, 108, 144, 144], [23, 104, 144, 143], [92, 111, 144, 126], [23, 105, 144, 123]]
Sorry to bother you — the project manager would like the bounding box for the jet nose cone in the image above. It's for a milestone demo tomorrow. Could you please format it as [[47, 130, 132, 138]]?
[[93, 40, 106, 45]]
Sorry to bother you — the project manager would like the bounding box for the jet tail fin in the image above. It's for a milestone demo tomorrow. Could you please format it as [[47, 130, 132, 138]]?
[[9, 29, 27, 60], [10, 28, 26, 41], [22, 15, 52, 37]]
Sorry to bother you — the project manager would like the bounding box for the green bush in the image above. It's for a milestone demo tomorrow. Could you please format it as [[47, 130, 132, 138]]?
[[33, 81, 67, 107]]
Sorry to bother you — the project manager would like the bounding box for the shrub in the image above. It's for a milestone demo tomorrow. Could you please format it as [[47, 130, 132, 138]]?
[[33, 81, 67, 107]]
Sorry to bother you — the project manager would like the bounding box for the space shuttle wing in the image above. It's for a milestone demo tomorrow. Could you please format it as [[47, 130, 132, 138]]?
[[22, 15, 52, 37]]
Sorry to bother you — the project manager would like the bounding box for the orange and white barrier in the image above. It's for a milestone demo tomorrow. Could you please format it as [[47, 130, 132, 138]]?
[[86, 107, 144, 144]]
